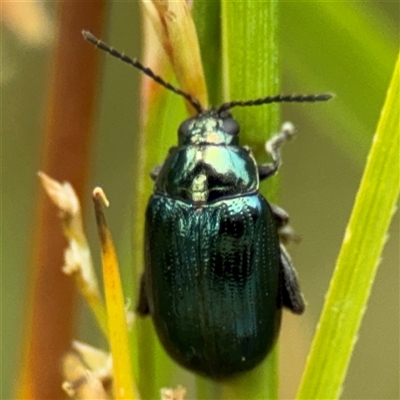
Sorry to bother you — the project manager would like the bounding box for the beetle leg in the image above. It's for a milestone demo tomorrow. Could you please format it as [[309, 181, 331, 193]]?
[[272, 202, 303, 309], [136, 274, 150, 316], [150, 165, 162, 181], [279, 244, 305, 314], [270, 203, 301, 245], [270, 203, 289, 226], [150, 147, 177, 180], [278, 225, 301, 245], [258, 122, 296, 181]]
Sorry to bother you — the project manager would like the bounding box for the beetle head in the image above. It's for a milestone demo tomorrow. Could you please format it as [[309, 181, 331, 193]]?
[[178, 111, 240, 146]]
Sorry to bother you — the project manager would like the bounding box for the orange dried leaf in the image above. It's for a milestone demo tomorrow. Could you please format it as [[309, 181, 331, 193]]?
[[62, 352, 110, 400], [39, 172, 108, 336], [160, 385, 187, 400], [92, 188, 137, 400], [142, 0, 208, 113], [71, 341, 111, 373]]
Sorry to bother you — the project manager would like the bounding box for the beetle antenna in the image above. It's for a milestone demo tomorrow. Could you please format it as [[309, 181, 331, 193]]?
[[218, 93, 333, 113], [82, 30, 204, 113]]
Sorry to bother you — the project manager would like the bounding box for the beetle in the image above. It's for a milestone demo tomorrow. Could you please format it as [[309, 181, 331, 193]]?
[[83, 31, 332, 379]]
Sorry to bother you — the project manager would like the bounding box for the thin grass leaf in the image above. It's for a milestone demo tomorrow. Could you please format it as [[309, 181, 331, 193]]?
[[192, 1, 222, 107], [134, 3, 206, 397], [220, 2, 279, 399], [296, 53, 400, 400], [191, 3, 224, 398]]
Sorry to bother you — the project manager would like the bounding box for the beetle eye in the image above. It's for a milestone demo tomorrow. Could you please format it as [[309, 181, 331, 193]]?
[[178, 118, 194, 136], [222, 117, 240, 135]]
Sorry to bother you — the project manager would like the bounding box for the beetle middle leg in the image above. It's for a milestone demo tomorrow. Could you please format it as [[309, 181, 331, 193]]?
[[270, 203, 289, 226], [258, 122, 295, 181], [270, 203, 300, 245]]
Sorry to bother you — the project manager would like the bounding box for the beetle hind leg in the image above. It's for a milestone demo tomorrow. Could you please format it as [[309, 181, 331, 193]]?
[[269, 201, 303, 312], [279, 244, 305, 314], [136, 274, 150, 316]]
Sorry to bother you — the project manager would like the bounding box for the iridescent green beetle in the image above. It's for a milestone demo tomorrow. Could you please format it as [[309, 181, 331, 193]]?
[[83, 31, 331, 379]]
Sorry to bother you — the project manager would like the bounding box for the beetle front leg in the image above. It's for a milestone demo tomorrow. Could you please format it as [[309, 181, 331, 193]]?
[[150, 146, 178, 181], [150, 165, 162, 181], [258, 122, 296, 181], [279, 244, 305, 314]]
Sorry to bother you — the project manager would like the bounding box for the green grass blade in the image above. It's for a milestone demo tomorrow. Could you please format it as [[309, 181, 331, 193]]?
[[192, 4, 224, 398], [296, 53, 400, 400], [192, 1, 222, 107], [135, 81, 189, 400], [219, 348, 279, 400], [220, 2, 279, 399], [222, 1, 280, 195]]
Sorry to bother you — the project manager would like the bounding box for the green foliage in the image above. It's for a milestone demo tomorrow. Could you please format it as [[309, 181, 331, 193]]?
[[218, 2, 280, 399], [297, 53, 400, 400]]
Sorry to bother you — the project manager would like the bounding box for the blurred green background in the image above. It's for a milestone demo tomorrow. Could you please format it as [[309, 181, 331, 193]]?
[[2, 2, 398, 399]]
